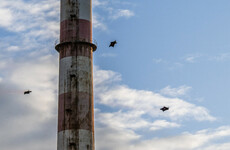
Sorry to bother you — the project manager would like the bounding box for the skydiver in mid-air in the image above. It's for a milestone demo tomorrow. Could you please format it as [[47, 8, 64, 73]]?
[[24, 90, 32, 95], [109, 40, 117, 47], [160, 106, 169, 112]]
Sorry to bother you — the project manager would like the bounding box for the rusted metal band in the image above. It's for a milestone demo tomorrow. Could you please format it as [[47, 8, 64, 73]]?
[[58, 44, 93, 59], [58, 92, 94, 132], [56, 41, 97, 52], [60, 19, 92, 43]]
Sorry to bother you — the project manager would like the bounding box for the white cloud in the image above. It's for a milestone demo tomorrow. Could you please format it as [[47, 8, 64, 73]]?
[[94, 68, 215, 122], [0, 61, 6, 69], [0, 0, 59, 34], [96, 110, 153, 130], [184, 54, 202, 63], [169, 62, 184, 70], [0, 53, 58, 150], [150, 120, 180, 131], [153, 58, 166, 64], [9, 55, 58, 112], [93, 14, 107, 30], [160, 85, 192, 97], [93, 67, 226, 149], [112, 9, 135, 20], [0, 64, 222, 150], [0, 1, 59, 144], [99, 53, 117, 57], [94, 66, 216, 144], [0, 1, 228, 149], [93, 0, 108, 7], [152, 58, 185, 70], [96, 124, 230, 150], [94, 66, 121, 86], [200, 142, 230, 150], [185, 56, 197, 63], [96, 126, 140, 150], [211, 53, 230, 62], [0, 0, 59, 54], [6, 46, 20, 52], [133, 126, 230, 150], [184, 53, 230, 63], [195, 97, 205, 102], [0, 8, 13, 27], [93, 67, 222, 150], [93, 0, 135, 30]]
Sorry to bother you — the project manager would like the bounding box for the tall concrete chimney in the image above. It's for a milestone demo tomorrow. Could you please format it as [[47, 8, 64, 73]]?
[[55, 0, 96, 149]]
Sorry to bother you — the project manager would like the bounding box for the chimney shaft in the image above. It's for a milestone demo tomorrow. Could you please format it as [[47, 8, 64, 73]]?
[[55, 0, 96, 150]]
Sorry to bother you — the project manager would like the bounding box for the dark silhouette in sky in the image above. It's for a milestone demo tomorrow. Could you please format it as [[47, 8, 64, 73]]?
[[160, 106, 169, 112], [109, 40, 117, 47], [24, 90, 32, 95]]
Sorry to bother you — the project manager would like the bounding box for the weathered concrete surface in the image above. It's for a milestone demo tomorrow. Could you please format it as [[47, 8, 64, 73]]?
[[56, 0, 95, 150], [58, 129, 93, 150]]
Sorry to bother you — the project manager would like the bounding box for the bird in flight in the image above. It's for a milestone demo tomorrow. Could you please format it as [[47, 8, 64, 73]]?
[[24, 90, 32, 95], [160, 106, 169, 112], [109, 40, 117, 47]]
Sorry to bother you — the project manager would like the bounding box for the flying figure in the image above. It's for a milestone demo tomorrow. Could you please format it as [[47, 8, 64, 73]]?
[[109, 40, 117, 47], [160, 106, 169, 112], [24, 90, 32, 95]]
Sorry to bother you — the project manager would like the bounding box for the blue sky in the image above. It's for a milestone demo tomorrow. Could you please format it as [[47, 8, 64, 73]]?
[[1, 0, 230, 149]]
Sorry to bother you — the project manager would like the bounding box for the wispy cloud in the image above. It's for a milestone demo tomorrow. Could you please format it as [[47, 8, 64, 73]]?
[[0, 8, 13, 27], [200, 142, 230, 150], [150, 120, 180, 131], [0, 0, 59, 35], [153, 58, 167, 64], [210, 53, 230, 62], [0, 0, 59, 54], [93, 0, 108, 7], [94, 68, 230, 150], [131, 126, 230, 150], [0, 64, 223, 150], [168, 62, 184, 70], [6, 46, 20, 52], [93, 0, 135, 30], [0, 0, 59, 144], [96, 110, 150, 130], [111, 9, 134, 20], [94, 67, 215, 123], [0, 54, 58, 150], [152, 58, 184, 70], [154, 51, 230, 71], [0, 1, 228, 150], [160, 85, 192, 97], [93, 14, 107, 31], [96, 122, 230, 150], [99, 53, 117, 57], [184, 54, 202, 63], [0, 1, 59, 147], [184, 52, 230, 63]]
